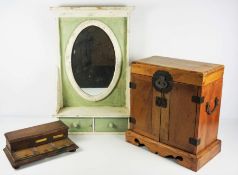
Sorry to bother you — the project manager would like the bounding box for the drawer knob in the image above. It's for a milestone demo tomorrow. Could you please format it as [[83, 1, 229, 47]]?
[[71, 122, 80, 128], [108, 122, 115, 128]]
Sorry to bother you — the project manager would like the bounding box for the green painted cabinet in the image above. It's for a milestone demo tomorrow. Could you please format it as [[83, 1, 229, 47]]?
[[53, 7, 132, 133]]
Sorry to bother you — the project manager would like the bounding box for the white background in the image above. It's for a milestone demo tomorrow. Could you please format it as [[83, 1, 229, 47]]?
[[0, 1, 238, 175], [0, 0, 237, 118]]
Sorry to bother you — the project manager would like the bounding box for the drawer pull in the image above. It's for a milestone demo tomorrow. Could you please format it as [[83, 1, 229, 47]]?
[[71, 123, 80, 128], [53, 134, 64, 139], [108, 122, 116, 128], [206, 97, 219, 115], [35, 138, 47, 143]]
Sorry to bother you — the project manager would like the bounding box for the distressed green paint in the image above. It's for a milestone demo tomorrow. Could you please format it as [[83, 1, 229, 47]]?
[[95, 118, 128, 132], [60, 118, 93, 132], [59, 17, 127, 107]]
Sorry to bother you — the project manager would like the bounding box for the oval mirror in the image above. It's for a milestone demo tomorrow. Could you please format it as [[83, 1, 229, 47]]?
[[65, 20, 121, 101]]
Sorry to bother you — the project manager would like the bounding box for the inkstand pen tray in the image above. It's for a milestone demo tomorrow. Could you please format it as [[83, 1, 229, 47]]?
[[3, 121, 78, 169]]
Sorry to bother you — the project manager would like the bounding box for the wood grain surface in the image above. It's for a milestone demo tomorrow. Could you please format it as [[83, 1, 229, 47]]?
[[164, 82, 198, 154], [125, 130, 221, 171], [5, 121, 68, 143], [130, 74, 154, 139], [131, 56, 224, 86], [3, 121, 78, 169], [195, 78, 223, 153], [129, 56, 224, 171], [4, 138, 78, 169], [5, 121, 68, 152]]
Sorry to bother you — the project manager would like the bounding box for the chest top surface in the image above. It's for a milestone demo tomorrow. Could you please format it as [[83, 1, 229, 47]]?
[[131, 56, 224, 86], [5, 121, 68, 143]]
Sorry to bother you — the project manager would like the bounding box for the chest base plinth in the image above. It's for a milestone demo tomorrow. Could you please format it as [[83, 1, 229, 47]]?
[[125, 130, 221, 172]]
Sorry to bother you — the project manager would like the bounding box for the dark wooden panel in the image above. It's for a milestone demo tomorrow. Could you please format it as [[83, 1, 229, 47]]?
[[195, 78, 223, 153], [4, 121, 78, 169], [130, 73, 154, 139], [164, 82, 198, 154], [9, 130, 68, 152], [5, 121, 69, 152], [5, 121, 68, 143], [4, 138, 78, 169]]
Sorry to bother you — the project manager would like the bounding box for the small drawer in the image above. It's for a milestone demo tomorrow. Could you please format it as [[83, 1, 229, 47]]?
[[95, 118, 128, 132], [60, 118, 93, 132]]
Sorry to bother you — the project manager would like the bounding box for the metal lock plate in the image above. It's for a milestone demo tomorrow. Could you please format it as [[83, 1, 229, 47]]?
[[156, 97, 167, 108], [152, 71, 173, 93]]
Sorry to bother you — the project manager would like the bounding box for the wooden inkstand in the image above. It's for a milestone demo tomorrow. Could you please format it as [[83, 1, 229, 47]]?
[[126, 56, 224, 171], [3, 121, 78, 169]]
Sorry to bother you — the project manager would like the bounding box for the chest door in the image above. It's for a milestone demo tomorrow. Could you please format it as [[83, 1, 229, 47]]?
[[130, 74, 156, 139], [151, 70, 199, 153], [131, 71, 199, 153], [157, 82, 199, 154]]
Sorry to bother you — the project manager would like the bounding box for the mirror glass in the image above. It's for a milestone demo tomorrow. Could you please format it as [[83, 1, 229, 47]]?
[[71, 26, 116, 96]]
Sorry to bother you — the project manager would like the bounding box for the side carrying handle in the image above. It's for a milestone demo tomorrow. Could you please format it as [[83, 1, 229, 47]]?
[[206, 97, 219, 115]]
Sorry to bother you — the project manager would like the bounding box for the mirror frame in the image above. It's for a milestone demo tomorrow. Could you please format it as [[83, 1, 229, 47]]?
[[65, 20, 122, 101]]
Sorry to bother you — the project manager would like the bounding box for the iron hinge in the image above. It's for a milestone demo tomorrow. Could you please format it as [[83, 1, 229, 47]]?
[[129, 82, 136, 89], [189, 137, 201, 146], [192, 96, 204, 104], [156, 97, 167, 108], [129, 117, 136, 124]]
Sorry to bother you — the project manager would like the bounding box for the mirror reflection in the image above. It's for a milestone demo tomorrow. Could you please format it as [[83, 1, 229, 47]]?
[[71, 26, 116, 96]]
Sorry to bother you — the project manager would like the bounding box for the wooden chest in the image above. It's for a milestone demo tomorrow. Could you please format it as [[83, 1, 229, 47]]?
[[126, 56, 224, 171], [3, 121, 78, 169]]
